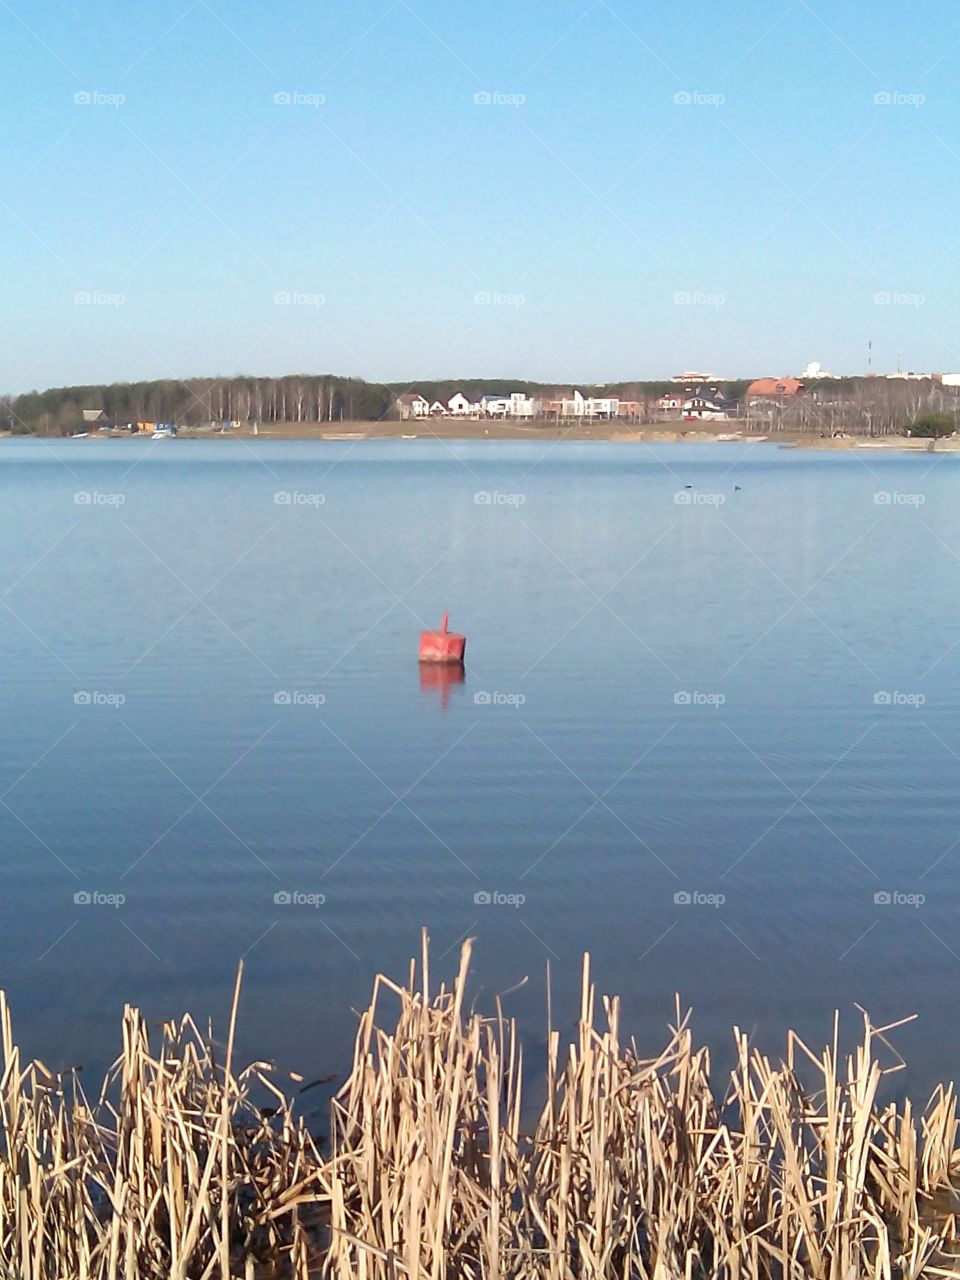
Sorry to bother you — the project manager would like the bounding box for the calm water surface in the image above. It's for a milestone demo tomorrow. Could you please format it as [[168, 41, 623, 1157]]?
[[2, 439, 959, 1100]]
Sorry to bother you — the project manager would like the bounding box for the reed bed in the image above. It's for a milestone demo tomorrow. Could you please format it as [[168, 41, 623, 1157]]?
[[1, 936, 959, 1277]]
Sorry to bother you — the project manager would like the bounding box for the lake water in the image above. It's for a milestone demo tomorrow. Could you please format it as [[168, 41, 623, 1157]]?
[[2, 438, 959, 1102]]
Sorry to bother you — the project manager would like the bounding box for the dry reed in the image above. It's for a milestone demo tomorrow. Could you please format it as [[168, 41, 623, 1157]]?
[[1, 934, 958, 1277]]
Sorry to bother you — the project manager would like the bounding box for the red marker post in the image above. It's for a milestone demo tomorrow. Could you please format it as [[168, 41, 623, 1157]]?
[[419, 612, 466, 664]]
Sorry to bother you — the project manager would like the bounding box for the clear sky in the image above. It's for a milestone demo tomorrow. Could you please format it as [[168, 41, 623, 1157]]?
[[3, 0, 959, 391]]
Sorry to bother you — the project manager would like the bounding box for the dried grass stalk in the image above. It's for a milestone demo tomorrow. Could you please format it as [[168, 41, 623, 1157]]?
[[1, 932, 958, 1278]]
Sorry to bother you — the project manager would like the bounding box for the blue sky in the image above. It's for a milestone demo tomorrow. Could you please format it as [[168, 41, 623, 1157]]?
[[3, 0, 960, 391]]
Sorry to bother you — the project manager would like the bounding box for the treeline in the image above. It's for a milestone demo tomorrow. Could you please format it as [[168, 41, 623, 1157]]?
[[754, 377, 958, 435], [9, 376, 395, 435]]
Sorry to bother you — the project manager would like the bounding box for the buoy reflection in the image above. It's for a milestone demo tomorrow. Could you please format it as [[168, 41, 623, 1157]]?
[[418, 662, 465, 709]]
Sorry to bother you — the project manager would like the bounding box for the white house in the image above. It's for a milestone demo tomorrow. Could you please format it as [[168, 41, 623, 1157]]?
[[428, 400, 448, 416], [448, 392, 479, 415], [560, 390, 619, 419], [560, 389, 585, 417], [509, 392, 536, 418], [396, 393, 429, 420], [480, 394, 511, 417], [682, 394, 734, 421], [479, 391, 535, 417], [585, 396, 619, 419], [657, 393, 683, 412]]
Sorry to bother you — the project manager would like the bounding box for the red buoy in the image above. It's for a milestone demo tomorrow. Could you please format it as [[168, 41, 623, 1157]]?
[[419, 611, 466, 664]]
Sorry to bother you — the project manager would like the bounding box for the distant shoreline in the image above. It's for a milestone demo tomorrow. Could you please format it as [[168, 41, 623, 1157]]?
[[2, 420, 956, 450]]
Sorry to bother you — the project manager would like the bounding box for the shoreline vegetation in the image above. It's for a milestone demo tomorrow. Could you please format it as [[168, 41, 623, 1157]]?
[[3, 934, 959, 1278]]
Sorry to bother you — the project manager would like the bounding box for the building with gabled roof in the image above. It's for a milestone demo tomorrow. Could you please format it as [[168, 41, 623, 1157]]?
[[395, 393, 429, 420], [747, 377, 804, 401]]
